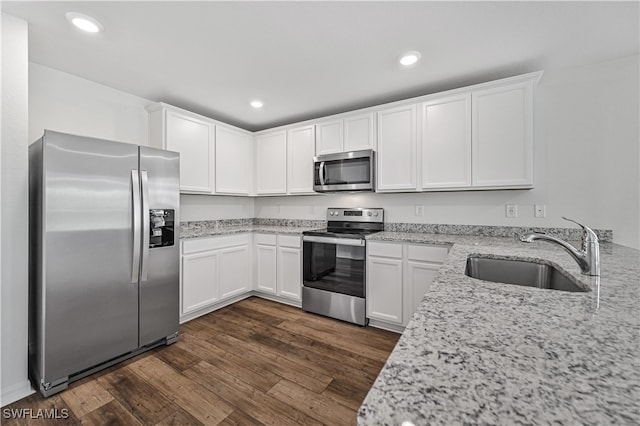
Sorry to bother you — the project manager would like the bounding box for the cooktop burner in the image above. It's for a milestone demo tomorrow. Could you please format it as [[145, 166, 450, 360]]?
[[302, 208, 384, 239]]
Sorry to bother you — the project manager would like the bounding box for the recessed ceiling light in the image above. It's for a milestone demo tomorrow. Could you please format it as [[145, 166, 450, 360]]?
[[250, 100, 264, 109], [66, 12, 104, 33], [399, 51, 421, 66]]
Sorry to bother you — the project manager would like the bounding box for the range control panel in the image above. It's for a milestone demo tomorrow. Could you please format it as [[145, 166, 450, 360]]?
[[326, 208, 384, 223], [149, 209, 175, 248]]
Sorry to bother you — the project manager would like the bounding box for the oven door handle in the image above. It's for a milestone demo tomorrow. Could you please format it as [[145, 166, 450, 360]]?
[[303, 235, 365, 247]]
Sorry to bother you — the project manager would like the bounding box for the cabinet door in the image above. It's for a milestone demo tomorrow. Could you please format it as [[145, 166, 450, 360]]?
[[166, 111, 213, 193], [182, 251, 218, 314], [315, 120, 343, 155], [366, 256, 403, 324], [344, 113, 375, 152], [404, 261, 440, 325], [376, 104, 418, 191], [287, 125, 315, 194], [256, 131, 287, 195], [421, 94, 472, 189], [215, 126, 252, 195], [256, 243, 277, 294], [219, 244, 251, 299], [472, 81, 533, 187], [277, 246, 302, 301]]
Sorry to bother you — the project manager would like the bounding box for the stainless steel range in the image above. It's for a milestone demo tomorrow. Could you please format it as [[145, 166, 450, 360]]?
[[302, 208, 384, 325]]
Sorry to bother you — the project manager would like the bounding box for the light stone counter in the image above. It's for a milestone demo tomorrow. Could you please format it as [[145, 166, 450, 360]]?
[[358, 233, 639, 425], [180, 219, 324, 240]]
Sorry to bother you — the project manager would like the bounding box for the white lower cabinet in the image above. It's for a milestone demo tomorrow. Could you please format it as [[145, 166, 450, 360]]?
[[219, 244, 251, 299], [254, 234, 302, 302], [182, 250, 219, 314], [181, 234, 251, 318], [255, 234, 278, 294], [367, 256, 404, 324], [405, 261, 440, 324], [367, 241, 449, 328]]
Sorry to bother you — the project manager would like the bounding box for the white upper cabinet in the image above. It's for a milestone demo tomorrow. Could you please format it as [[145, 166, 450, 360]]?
[[287, 125, 315, 194], [315, 113, 375, 155], [215, 125, 253, 195], [148, 105, 214, 194], [421, 94, 472, 189], [344, 113, 376, 152], [315, 119, 343, 155], [472, 80, 534, 187], [376, 104, 418, 192], [256, 130, 287, 195]]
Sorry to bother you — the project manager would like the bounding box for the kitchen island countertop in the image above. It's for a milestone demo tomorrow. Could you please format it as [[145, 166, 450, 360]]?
[[358, 232, 639, 425]]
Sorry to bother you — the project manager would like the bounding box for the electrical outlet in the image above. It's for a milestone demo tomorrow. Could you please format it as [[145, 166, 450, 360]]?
[[534, 204, 546, 218], [415, 205, 424, 217], [505, 204, 517, 218]]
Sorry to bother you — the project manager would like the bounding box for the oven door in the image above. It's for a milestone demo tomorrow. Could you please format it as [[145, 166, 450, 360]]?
[[302, 236, 366, 298]]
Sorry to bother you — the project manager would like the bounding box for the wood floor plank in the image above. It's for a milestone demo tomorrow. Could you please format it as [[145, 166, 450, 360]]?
[[154, 409, 203, 426], [203, 312, 385, 387], [126, 356, 234, 425], [207, 332, 333, 393], [59, 379, 113, 419], [267, 379, 355, 426], [152, 340, 202, 372], [321, 378, 373, 411], [217, 410, 265, 426], [292, 313, 400, 351], [96, 368, 178, 425], [277, 320, 394, 362], [3, 297, 399, 426], [1, 393, 81, 426], [178, 333, 281, 393], [184, 361, 323, 426], [79, 400, 143, 426]]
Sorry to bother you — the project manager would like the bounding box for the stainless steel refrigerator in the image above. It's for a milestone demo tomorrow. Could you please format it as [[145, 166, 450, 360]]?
[[29, 130, 180, 397]]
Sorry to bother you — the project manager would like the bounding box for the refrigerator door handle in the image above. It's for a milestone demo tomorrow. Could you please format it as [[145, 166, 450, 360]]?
[[140, 170, 150, 282], [131, 170, 141, 284]]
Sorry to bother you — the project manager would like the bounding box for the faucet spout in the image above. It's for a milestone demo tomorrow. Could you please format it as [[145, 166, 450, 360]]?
[[520, 218, 600, 276]]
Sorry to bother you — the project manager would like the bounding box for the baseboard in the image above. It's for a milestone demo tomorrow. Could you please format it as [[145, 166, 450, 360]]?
[[252, 292, 302, 308], [179, 293, 254, 324], [367, 319, 405, 334], [1, 380, 34, 407]]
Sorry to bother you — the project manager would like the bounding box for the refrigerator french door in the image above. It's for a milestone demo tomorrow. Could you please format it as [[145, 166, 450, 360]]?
[[29, 130, 179, 397]]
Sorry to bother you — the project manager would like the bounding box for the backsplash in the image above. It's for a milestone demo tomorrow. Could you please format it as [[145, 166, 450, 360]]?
[[180, 219, 613, 242]]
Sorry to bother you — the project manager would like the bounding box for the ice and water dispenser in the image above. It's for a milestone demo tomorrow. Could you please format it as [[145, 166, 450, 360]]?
[[149, 209, 175, 248]]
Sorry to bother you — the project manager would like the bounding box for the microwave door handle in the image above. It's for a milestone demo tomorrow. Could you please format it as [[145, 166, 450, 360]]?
[[319, 161, 326, 185]]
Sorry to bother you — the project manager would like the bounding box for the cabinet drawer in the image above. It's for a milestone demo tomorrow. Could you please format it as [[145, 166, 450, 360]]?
[[182, 233, 250, 254], [255, 233, 277, 245], [367, 241, 403, 258], [407, 244, 449, 263], [278, 234, 301, 249]]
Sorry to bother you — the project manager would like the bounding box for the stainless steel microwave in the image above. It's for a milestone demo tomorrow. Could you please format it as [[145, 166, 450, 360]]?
[[313, 149, 375, 193]]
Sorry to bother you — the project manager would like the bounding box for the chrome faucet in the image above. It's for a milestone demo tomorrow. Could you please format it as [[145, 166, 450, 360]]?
[[520, 217, 600, 276]]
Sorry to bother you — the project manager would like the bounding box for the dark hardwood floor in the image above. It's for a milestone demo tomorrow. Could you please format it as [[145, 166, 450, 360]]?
[[2, 297, 399, 425]]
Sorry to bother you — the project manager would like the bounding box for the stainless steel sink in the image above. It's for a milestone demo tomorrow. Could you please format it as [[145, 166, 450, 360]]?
[[465, 256, 589, 292]]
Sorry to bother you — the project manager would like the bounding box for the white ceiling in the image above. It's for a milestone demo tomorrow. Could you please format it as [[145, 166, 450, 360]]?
[[2, 1, 638, 131]]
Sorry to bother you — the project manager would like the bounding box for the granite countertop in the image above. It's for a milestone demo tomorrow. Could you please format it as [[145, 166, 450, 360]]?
[[358, 233, 640, 425], [180, 224, 318, 239]]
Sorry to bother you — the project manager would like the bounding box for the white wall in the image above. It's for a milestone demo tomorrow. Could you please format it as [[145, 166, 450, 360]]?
[[255, 56, 640, 249], [180, 194, 255, 222], [29, 63, 149, 145], [1, 13, 32, 405]]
